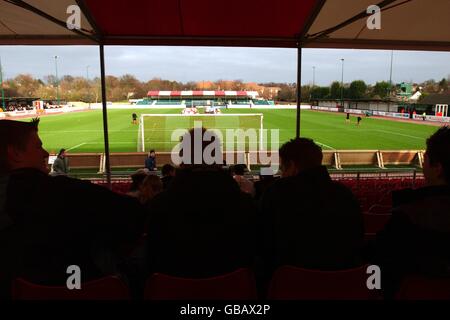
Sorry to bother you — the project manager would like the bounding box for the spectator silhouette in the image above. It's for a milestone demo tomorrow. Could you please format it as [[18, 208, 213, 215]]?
[[372, 126, 450, 298], [260, 138, 364, 279], [51, 148, 69, 176], [254, 174, 277, 201], [160, 164, 175, 190], [127, 169, 149, 198], [138, 174, 163, 207], [0, 119, 145, 299], [232, 164, 255, 197], [145, 127, 256, 278]]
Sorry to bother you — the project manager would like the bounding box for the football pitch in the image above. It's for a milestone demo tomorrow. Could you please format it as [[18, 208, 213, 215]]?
[[25, 108, 438, 153]]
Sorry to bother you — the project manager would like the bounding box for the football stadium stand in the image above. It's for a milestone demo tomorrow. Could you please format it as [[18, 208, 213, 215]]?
[[140, 90, 266, 107], [2, 0, 450, 304]]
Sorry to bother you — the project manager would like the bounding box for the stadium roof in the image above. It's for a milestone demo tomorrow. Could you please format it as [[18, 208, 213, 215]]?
[[147, 91, 259, 97], [1, 0, 449, 51], [420, 93, 450, 105]]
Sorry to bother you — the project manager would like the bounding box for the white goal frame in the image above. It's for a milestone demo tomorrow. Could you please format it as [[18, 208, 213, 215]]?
[[138, 113, 264, 152]]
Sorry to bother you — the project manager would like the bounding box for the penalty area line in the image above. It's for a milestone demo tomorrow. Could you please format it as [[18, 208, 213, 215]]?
[[374, 129, 423, 140], [315, 141, 335, 150], [66, 143, 86, 151]]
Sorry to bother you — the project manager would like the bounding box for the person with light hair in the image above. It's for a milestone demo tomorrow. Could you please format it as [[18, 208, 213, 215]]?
[[138, 174, 163, 206], [127, 168, 149, 198]]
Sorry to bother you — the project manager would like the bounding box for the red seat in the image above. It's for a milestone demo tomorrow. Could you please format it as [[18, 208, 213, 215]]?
[[363, 195, 381, 208], [367, 204, 391, 215], [12, 276, 130, 300], [396, 275, 450, 300], [121, 232, 148, 257], [268, 265, 377, 300], [363, 213, 391, 235], [377, 193, 392, 206], [144, 268, 257, 300]]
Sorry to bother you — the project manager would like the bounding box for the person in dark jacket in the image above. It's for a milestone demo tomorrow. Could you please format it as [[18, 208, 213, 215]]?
[[371, 126, 450, 299], [260, 138, 364, 280], [0, 119, 145, 299], [51, 148, 69, 175], [145, 150, 157, 171], [145, 127, 256, 278], [160, 164, 175, 190]]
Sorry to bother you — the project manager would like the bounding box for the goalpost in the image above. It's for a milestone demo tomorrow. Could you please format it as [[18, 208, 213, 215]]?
[[137, 113, 264, 152]]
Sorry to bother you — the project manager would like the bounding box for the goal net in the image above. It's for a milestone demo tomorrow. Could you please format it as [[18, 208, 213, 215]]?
[[137, 113, 264, 152]]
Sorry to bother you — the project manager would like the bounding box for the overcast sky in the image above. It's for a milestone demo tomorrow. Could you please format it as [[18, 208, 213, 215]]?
[[1, 46, 449, 86]]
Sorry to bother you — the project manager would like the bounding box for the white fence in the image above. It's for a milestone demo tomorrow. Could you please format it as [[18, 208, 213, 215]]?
[[312, 106, 340, 112], [372, 111, 410, 119], [413, 114, 450, 123], [1, 105, 89, 118], [312, 105, 450, 123], [344, 108, 365, 115]]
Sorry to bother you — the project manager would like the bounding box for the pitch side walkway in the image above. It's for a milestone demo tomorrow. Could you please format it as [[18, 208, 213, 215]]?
[[310, 109, 446, 127], [369, 115, 446, 127]]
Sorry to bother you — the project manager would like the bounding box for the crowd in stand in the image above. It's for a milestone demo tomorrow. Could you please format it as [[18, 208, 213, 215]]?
[[0, 118, 449, 300]]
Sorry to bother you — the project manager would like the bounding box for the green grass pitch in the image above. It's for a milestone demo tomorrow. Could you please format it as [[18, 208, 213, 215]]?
[[21, 108, 438, 153]]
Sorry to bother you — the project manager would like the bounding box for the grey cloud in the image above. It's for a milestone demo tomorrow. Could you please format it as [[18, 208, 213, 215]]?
[[0, 46, 449, 85]]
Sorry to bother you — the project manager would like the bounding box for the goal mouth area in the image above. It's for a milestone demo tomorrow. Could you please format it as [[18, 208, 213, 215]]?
[[137, 113, 265, 152]]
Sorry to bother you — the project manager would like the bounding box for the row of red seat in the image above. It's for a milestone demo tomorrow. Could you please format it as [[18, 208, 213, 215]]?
[[94, 178, 425, 214], [94, 179, 420, 236], [11, 266, 450, 300], [349, 180, 411, 235], [342, 178, 425, 213]]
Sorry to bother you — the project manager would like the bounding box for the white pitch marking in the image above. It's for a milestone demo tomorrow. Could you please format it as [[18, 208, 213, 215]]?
[[315, 141, 335, 150], [66, 142, 86, 151]]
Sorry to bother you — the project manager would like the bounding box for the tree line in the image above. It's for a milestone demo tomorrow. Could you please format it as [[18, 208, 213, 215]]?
[[1, 75, 263, 102], [274, 78, 449, 102], [1, 73, 448, 103]]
